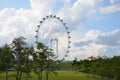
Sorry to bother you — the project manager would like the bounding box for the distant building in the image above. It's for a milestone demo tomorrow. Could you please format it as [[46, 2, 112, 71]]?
[[96, 55, 102, 59], [101, 55, 108, 59], [86, 55, 108, 61], [87, 56, 96, 61]]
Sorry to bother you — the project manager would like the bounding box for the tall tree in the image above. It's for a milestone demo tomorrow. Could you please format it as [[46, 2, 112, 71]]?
[[11, 36, 27, 80], [33, 42, 55, 80], [0, 44, 14, 80], [24, 46, 34, 80]]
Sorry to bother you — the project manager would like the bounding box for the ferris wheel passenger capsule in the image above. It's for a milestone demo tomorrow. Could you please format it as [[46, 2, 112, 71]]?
[[68, 46, 71, 48], [35, 36, 38, 38], [65, 27, 68, 29], [67, 51, 69, 53], [57, 17, 60, 20], [46, 16, 49, 18], [62, 58, 65, 61], [67, 32, 70, 34], [63, 23, 66, 26], [65, 54, 67, 57], [37, 25, 40, 27], [50, 15, 53, 17], [68, 36, 71, 38], [40, 21, 42, 23], [43, 18, 46, 20], [36, 30, 38, 32], [53, 15, 56, 18], [60, 19, 63, 22]]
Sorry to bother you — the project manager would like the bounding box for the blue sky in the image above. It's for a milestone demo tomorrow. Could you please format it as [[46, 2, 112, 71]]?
[[0, 0, 77, 10], [83, 12, 120, 32], [0, 0, 31, 9], [0, 0, 120, 60]]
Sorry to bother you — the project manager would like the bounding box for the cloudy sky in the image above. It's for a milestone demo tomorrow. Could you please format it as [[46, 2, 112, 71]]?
[[0, 0, 120, 60]]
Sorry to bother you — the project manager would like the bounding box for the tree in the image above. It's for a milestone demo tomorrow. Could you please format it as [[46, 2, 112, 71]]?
[[0, 44, 14, 80], [11, 36, 27, 80], [44, 47, 56, 80], [72, 59, 79, 71], [24, 47, 34, 80], [33, 42, 56, 80], [33, 42, 46, 80], [73, 56, 120, 80]]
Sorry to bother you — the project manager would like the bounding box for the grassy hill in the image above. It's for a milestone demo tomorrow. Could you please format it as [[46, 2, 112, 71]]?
[[0, 71, 108, 80]]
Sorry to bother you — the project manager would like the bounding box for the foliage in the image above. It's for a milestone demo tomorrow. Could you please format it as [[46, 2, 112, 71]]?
[[0, 44, 14, 80], [33, 42, 56, 80], [0, 44, 13, 71], [72, 56, 120, 80]]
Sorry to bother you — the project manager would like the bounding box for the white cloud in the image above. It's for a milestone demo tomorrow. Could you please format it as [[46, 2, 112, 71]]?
[[73, 29, 120, 60], [0, 0, 57, 46], [0, 8, 37, 45], [96, 29, 120, 46], [82, 30, 101, 41], [73, 29, 101, 47], [110, 0, 119, 4], [110, 0, 115, 4], [72, 29, 102, 59], [74, 29, 120, 47], [74, 40, 93, 47], [100, 4, 120, 13], [29, 0, 55, 18]]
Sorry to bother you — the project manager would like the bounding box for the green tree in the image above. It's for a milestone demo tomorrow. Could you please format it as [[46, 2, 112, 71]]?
[[24, 47, 34, 80], [33, 42, 56, 80], [72, 59, 79, 71], [11, 36, 27, 80], [75, 56, 120, 80], [0, 44, 14, 80]]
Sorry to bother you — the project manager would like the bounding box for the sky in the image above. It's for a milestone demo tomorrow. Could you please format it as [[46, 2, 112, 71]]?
[[0, 0, 120, 60]]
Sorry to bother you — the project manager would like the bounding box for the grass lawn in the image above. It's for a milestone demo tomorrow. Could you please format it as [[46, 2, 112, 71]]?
[[0, 71, 108, 80]]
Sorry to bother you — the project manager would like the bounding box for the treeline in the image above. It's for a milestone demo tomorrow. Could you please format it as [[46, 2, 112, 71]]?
[[72, 56, 120, 80], [0, 36, 57, 80]]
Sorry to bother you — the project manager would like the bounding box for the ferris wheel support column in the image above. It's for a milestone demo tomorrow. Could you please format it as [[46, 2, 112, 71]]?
[[50, 39, 53, 50], [51, 39, 58, 60], [55, 39, 58, 60]]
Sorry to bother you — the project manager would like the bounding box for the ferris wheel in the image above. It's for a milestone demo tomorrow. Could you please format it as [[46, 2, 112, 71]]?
[[35, 15, 71, 61]]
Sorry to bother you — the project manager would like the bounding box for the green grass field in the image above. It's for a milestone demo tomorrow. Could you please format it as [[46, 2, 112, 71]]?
[[0, 71, 108, 80]]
